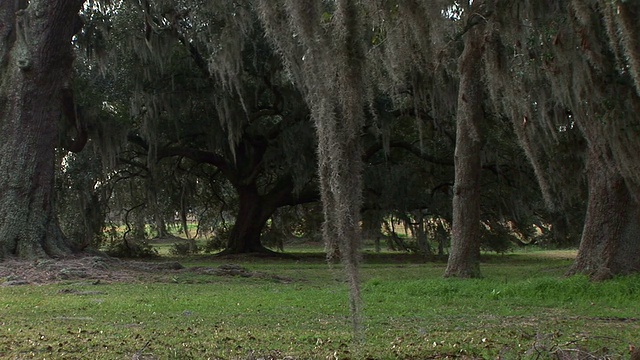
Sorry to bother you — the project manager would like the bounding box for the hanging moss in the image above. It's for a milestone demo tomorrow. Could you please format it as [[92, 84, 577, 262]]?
[[257, 0, 368, 332]]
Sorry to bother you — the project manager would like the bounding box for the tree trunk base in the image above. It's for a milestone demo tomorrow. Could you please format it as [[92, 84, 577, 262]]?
[[567, 145, 640, 280], [215, 246, 298, 259], [0, 215, 74, 260], [444, 265, 482, 279]]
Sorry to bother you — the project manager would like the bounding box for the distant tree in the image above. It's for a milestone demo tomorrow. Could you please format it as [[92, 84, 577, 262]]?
[[76, 0, 320, 255]]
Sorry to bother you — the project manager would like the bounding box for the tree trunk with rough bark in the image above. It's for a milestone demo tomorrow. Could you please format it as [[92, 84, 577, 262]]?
[[567, 143, 640, 280], [445, 23, 485, 279], [225, 185, 274, 254], [0, 0, 84, 260], [222, 174, 319, 255]]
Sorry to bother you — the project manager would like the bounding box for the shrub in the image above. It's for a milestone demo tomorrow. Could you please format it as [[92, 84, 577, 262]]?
[[104, 239, 159, 258], [203, 227, 230, 253], [169, 241, 200, 256]]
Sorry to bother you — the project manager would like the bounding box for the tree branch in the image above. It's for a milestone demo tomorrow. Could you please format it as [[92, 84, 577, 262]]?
[[127, 132, 231, 174]]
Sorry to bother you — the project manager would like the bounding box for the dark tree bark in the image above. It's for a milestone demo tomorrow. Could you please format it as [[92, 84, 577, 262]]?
[[444, 22, 485, 278], [222, 145, 318, 255], [225, 185, 274, 253], [0, 0, 85, 259], [223, 178, 317, 255], [567, 143, 640, 280]]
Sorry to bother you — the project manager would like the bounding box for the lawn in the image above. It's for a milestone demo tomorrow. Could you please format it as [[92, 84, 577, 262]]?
[[0, 249, 638, 359]]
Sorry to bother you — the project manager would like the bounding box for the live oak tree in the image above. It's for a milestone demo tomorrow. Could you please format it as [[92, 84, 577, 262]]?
[[78, 0, 320, 255], [258, 0, 555, 282], [484, 0, 640, 279], [364, 0, 640, 279], [560, 1, 640, 279], [0, 0, 86, 259], [79, 0, 459, 260], [339, 0, 593, 278], [356, 0, 495, 278], [5, 0, 634, 289]]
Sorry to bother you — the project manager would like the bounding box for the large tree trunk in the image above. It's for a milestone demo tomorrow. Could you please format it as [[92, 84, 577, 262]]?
[[0, 0, 85, 260], [224, 185, 276, 254], [222, 177, 319, 256], [444, 22, 485, 278], [567, 144, 640, 280]]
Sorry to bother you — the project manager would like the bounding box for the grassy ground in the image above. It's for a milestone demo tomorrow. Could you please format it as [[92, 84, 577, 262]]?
[[1, 249, 638, 359]]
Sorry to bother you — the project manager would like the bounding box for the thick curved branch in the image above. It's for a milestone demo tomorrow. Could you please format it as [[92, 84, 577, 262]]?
[[127, 132, 231, 175], [266, 176, 320, 209], [364, 140, 531, 186]]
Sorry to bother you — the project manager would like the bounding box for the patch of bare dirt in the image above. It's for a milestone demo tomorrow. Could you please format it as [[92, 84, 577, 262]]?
[[0, 256, 292, 286], [0, 256, 180, 285], [185, 263, 294, 283]]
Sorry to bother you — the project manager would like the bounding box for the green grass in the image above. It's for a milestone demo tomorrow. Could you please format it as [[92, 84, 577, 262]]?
[[1, 250, 638, 359]]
